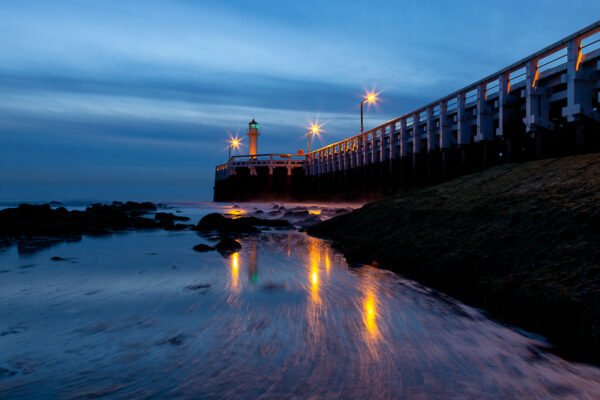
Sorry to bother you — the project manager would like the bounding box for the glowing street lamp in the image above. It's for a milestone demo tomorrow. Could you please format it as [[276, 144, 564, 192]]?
[[361, 93, 377, 133], [228, 138, 239, 160], [307, 125, 319, 153]]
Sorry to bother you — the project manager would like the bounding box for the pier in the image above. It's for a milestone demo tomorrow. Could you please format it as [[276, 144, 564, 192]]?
[[214, 21, 600, 201]]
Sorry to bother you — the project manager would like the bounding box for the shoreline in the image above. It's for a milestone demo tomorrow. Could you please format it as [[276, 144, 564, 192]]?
[[307, 153, 600, 365]]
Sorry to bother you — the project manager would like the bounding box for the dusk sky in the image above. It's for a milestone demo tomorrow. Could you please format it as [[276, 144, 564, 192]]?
[[2, 1, 599, 201]]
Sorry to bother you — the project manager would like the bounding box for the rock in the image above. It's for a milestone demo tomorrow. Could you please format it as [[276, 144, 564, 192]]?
[[155, 212, 190, 224], [295, 215, 322, 229], [0, 202, 191, 254], [193, 243, 215, 252], [335, 208, 352, 214], [193, 213, 290, 234], [113, 201, 157, 212], [215, 237, 242, 255], [283, 210, 309, 219], [200, 213, 261, 233], [186, 283, 212, 290]]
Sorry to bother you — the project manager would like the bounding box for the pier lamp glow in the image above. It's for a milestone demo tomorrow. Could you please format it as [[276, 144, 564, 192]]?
[[361, 93, 378, 133], [228, 138, 240, 160], [307, 125, 320, 153]]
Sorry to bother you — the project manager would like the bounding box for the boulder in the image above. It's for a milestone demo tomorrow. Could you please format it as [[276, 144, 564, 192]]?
[[155, 212, 190, 223], [193, 243, 215, 252], [295, 215, 322, 229], [194, 213, 290, 234], [215, 237, 242, 255]]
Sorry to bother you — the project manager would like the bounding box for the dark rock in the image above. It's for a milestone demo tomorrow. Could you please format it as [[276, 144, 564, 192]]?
[[295, 215, 322, 229], [0, 202, 186, 249], [194, 213, 257, 233], [186, 284, 212, 290], [155, 212, 190, 223], [50, 256, 67, 261], [193, 243, 214, 252], [284, 210, 309, 218], [194, 213, 290, 234], [215, 237, 242, 255]]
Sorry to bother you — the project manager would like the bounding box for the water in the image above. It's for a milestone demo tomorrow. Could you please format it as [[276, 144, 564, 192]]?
[[1, 203, 599, 399]]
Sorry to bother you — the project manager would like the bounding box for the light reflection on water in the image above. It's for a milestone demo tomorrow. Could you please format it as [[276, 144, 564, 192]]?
[[1, 225, 600, 398], [228, 252, 240, 294]]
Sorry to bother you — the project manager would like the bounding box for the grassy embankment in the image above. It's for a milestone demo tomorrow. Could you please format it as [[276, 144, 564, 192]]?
[[307, 153, 600, 363]]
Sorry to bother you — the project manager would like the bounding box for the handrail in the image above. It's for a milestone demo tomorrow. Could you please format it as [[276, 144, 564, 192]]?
[[306, 19, 600, 157], [215, 153, 306, 171]]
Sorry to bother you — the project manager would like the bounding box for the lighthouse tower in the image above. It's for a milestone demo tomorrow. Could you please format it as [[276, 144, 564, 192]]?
[[247, 119, 260, 156]]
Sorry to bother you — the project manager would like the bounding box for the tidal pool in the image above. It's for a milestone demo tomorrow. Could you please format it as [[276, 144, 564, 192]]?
[[1, 204, 599, 399]]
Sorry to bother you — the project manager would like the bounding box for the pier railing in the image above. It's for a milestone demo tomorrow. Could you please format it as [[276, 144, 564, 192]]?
[[305, 20, 600, 176], [215, 154, 306, 181]]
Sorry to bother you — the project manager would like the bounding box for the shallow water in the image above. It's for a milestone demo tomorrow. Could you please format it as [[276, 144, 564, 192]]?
[[1, 203, 599, 399]]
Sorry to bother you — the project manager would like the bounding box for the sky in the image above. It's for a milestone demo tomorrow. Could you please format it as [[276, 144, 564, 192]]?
[[1, 1, 599, 202]]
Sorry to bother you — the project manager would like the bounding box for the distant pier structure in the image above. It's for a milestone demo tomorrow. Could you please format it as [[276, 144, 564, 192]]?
[[214, 120, 306, 201], [214, 21, 600, 201]]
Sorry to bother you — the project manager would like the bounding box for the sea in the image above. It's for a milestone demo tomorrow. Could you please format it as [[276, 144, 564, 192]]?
[[1, 200, 599, 399]]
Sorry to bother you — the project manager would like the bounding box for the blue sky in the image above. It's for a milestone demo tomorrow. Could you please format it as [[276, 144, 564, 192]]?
[[1, 1, 599, 201]]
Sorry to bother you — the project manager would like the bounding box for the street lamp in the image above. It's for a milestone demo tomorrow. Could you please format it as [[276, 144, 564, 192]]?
[[228, 138, 239, 160], [307, 125, 319, 153], [361, 93, 377, 133]]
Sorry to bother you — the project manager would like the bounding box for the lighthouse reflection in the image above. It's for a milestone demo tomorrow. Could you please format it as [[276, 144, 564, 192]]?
[[247, 243, 258, 284]]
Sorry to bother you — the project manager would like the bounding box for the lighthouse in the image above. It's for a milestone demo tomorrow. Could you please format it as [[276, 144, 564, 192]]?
[[247, 119, 260, 156]]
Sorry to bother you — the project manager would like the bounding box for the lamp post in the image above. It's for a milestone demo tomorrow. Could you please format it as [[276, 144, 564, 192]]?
[[228, 139, 239, 160], [307, 125, 319, 153], [361, 94, 376, 133]]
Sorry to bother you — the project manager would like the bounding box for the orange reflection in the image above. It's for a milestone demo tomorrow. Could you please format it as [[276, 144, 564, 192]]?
[[310, 255, 320, 305], [363, 290, 378, 338], [229, 252, 240, 293], [305, 237, 323, 340], [226, 208, 247, 219], [308, 209, 321, 215]]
